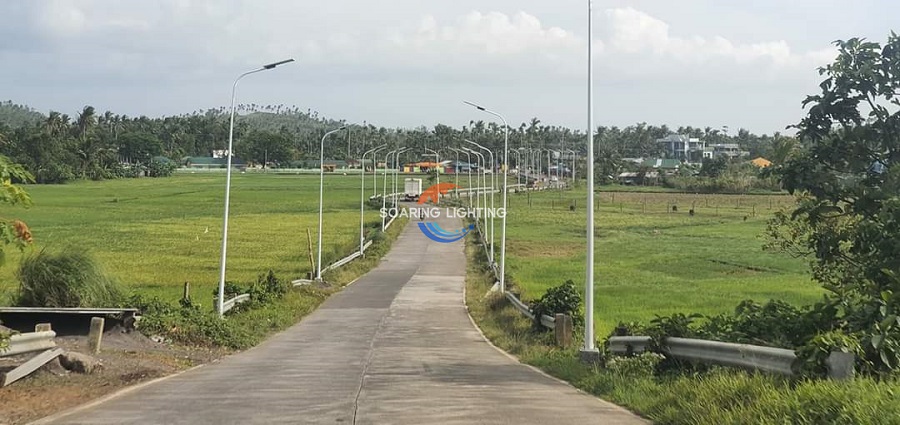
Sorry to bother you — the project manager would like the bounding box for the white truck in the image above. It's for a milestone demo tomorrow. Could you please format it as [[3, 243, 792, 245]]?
[[404, 178, 423, 201]]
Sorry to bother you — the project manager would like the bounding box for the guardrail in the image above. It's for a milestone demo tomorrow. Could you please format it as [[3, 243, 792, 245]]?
[[607, 335, 855, 379], [1, 331, 57, 357], [503, 292, 556, 330], [322, 240, 373, 273], [220, 235, 382, 313], [384, 214, 398, 230], [221, 293, 251, 314]]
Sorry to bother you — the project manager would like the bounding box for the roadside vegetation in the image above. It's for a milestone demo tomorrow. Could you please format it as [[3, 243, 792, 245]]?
[[468, 33, 900, 423], [0, 173, 405, 350]]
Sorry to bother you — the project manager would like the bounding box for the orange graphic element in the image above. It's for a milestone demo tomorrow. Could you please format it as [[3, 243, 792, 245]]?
[[417, 183, 459, 205]]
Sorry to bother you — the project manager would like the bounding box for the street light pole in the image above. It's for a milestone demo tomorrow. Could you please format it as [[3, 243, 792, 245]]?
[[449, 147, 471, 205], [466, 148, 486, 233], [316, 126, 347, 281], [464, 139, 495, 264], [361, 144, 386, 254], [217, 58, 294, 318], [381, 149, 396, 232], [583, 0, 599, 359], [565, 149, 577, 187], [424, 147, 440, 200], [464, 102, 510, 294]]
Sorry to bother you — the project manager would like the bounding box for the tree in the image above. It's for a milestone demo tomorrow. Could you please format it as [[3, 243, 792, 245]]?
[[699, 156, 727, 178], [769, 34, 900, 371], [242, 130, 292, 167]]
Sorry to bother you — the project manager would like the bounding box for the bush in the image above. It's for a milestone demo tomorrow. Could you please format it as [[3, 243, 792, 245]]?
[[531, 279, 582, 330], [16, 248, 124, 307], [606, 352, 665, 376], [147, 158, 176, 177]]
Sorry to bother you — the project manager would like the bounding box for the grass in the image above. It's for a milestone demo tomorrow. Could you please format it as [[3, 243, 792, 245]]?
[[465, 234, 900, 425], [499, 188, 822, 336], [0, 174, 388, 303]]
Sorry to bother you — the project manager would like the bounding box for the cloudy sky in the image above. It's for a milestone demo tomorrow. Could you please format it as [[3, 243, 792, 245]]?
[[0, 0, 895, 134]]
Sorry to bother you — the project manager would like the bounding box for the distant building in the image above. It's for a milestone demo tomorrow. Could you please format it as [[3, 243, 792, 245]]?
[[185, 156, 246, 169], [751, 157, 772, 168], [641, 158, 682, 175], [658, 134, 705, 162], [710, 143, 750, 159], [617, 171, 660, 185]]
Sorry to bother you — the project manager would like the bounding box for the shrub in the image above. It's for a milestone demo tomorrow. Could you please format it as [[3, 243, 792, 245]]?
[[606, 352, 665, 376], [531, 279, 582, 330], [16, 248, 124, 307], [147, 158, 176, 177]]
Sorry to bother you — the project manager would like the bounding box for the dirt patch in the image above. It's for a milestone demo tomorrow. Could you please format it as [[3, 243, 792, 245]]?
[[0, 328, 226, 425]]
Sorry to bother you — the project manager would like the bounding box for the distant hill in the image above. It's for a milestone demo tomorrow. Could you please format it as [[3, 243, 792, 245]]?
[[236, 109, 347, 135], [0, 101, 44, 128]]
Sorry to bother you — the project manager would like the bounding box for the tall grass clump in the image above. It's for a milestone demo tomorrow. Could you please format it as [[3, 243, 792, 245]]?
[[16, 248, 124, 307]]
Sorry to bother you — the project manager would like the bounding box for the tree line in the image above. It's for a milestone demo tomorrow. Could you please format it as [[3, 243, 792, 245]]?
[[0, 99, 797, 184]]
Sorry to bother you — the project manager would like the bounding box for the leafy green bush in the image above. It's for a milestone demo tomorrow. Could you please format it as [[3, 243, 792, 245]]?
[[16, 248, 124, 307], [147, 158, 176, 177], [606, 352, 665, 376], [133, 284, 328, 349], [531, 279, 582, 330]]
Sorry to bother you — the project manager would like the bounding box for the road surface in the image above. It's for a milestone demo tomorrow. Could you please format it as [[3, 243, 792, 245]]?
[[39, 212, 646, 424]]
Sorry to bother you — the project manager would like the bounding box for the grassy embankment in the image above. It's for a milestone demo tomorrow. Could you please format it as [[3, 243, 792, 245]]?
[[0, 173, 407, 348], [466, 188, 900, 424]]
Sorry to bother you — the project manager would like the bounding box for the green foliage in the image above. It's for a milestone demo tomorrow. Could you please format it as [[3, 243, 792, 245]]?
[[135, 273, 328, 349], [605, 352, 665, 376], [530, 279, 582, 330], [699, 156, 728, 178], [16, 248, 124, 308], [796, 330, 862, 378], [0, 101, 43, 128], [769, 33, 900, 373], [466, 235, 900, 425], [146, 157, 176, 177]]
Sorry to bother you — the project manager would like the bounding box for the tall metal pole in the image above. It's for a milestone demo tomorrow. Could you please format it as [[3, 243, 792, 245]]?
[[361, 144, 386, 254], [583, 0, 598, 358], [316, 126, 347, 281], [565, 149, 577, 187], [467, 148, 486, 233], [424, 147, 440, 200], [450, 148, 472, 205], [465, 140, 494, 264], [217, 58, 294, 318], [464, 105, 509, 292], [381, 149, 395, 232]]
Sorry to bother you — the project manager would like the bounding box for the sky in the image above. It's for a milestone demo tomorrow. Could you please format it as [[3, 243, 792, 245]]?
[[0, 0, 896, 135]]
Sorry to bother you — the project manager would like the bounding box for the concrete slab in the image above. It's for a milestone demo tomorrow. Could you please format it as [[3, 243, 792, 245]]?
[[39, 210, 646, 425]]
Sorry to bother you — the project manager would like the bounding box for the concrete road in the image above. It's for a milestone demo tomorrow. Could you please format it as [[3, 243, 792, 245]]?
[[39, 211, 646, 425]]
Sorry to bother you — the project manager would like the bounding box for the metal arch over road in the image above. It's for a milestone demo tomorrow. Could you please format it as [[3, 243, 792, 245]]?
[[38, 212, 645, 425]]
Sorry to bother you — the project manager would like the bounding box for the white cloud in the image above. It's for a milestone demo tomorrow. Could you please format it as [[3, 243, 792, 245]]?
[[0, 1, 850, 133]]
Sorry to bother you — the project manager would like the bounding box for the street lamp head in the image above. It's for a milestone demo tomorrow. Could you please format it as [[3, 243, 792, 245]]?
[[263, 59, 295, 69], [463, 101, 486, 111]]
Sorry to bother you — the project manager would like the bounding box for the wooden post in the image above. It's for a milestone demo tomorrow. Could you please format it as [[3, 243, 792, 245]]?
[[554, 314, 573, 347], [35, 323, 52, 332], [88, 317, 104, 354], [307, 228, 315, 279]]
